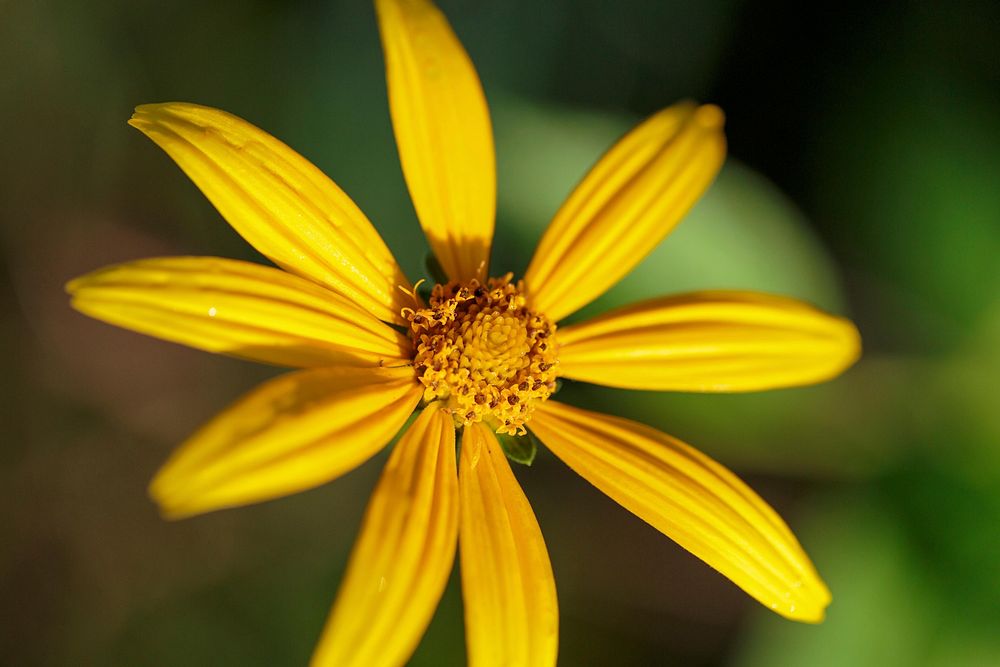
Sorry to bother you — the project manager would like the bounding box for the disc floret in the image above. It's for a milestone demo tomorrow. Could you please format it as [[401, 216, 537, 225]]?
[[403, 274, 558, 435]]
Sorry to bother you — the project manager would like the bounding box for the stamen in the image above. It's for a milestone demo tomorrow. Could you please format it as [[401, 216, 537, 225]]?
[[397, 279, 425, 306]]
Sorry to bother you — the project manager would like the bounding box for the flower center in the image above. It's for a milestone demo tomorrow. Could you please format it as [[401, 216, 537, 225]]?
[[403, 274, 558, 435]]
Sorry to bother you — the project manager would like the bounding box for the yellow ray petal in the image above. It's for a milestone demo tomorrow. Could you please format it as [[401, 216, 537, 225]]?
[[376, 0, 495, 282], [150, 366, 421, 519], [67, 256, 412, 368], [311, 404, 459, 667], [557, 291, 861, 391], [129, 102, 412, 324], [530, 401, 831, 622], [459, 423, 558, 667], [524, 103, 726, 322]]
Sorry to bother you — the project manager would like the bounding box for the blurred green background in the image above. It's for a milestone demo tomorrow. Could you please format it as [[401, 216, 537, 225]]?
[[3, 0, 999, 665]]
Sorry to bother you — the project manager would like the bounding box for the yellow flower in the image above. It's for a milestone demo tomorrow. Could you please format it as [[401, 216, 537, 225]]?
[[66, 0, 860, 664]]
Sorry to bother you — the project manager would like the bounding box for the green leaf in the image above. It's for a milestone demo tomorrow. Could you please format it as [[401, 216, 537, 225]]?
[[495, 431, 537, 466]]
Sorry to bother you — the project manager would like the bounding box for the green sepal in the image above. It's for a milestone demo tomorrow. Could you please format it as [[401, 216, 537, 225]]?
[[495, 430, 538, 466]]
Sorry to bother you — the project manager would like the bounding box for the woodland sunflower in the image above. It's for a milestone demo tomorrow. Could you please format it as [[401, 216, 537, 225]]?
[[66, 0, 861, 664]]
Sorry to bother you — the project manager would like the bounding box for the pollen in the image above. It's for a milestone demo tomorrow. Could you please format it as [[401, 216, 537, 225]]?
[[403, 274, 558, 435]]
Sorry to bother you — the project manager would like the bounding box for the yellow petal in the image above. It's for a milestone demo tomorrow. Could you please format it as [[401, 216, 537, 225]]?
[[150, 366, 421, 519], [524, 103, 726, 322], [458, 423, 558, 667], [557, 291, 861, 391], [376, 0, 495, 282], [530, 401, 831, 622], [129, 102, 412, 324], [67, 256, 412, 368], [312, 404, 459, 667]]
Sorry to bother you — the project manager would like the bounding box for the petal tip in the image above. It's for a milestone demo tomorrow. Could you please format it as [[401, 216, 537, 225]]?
[[762, 594, 830, 624], [129, 102, 197, 127], [127, 109, 157, 133], [155, 506, 189, 522], [64, 275, 84, 295], [148, 472, 199, 521], [786, 606, 827, 624], [695, 103, 726, 129], [828, 317, 863, 378], [768, 573, 832, 623], [147, 469, 174, 504], [129, 103, 162, 124], [148, 456, 194, 507], [845, 320, 863, 361]]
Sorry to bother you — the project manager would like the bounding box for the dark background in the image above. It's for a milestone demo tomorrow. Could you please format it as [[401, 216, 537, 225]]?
[[3, 0, 999, 664]]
